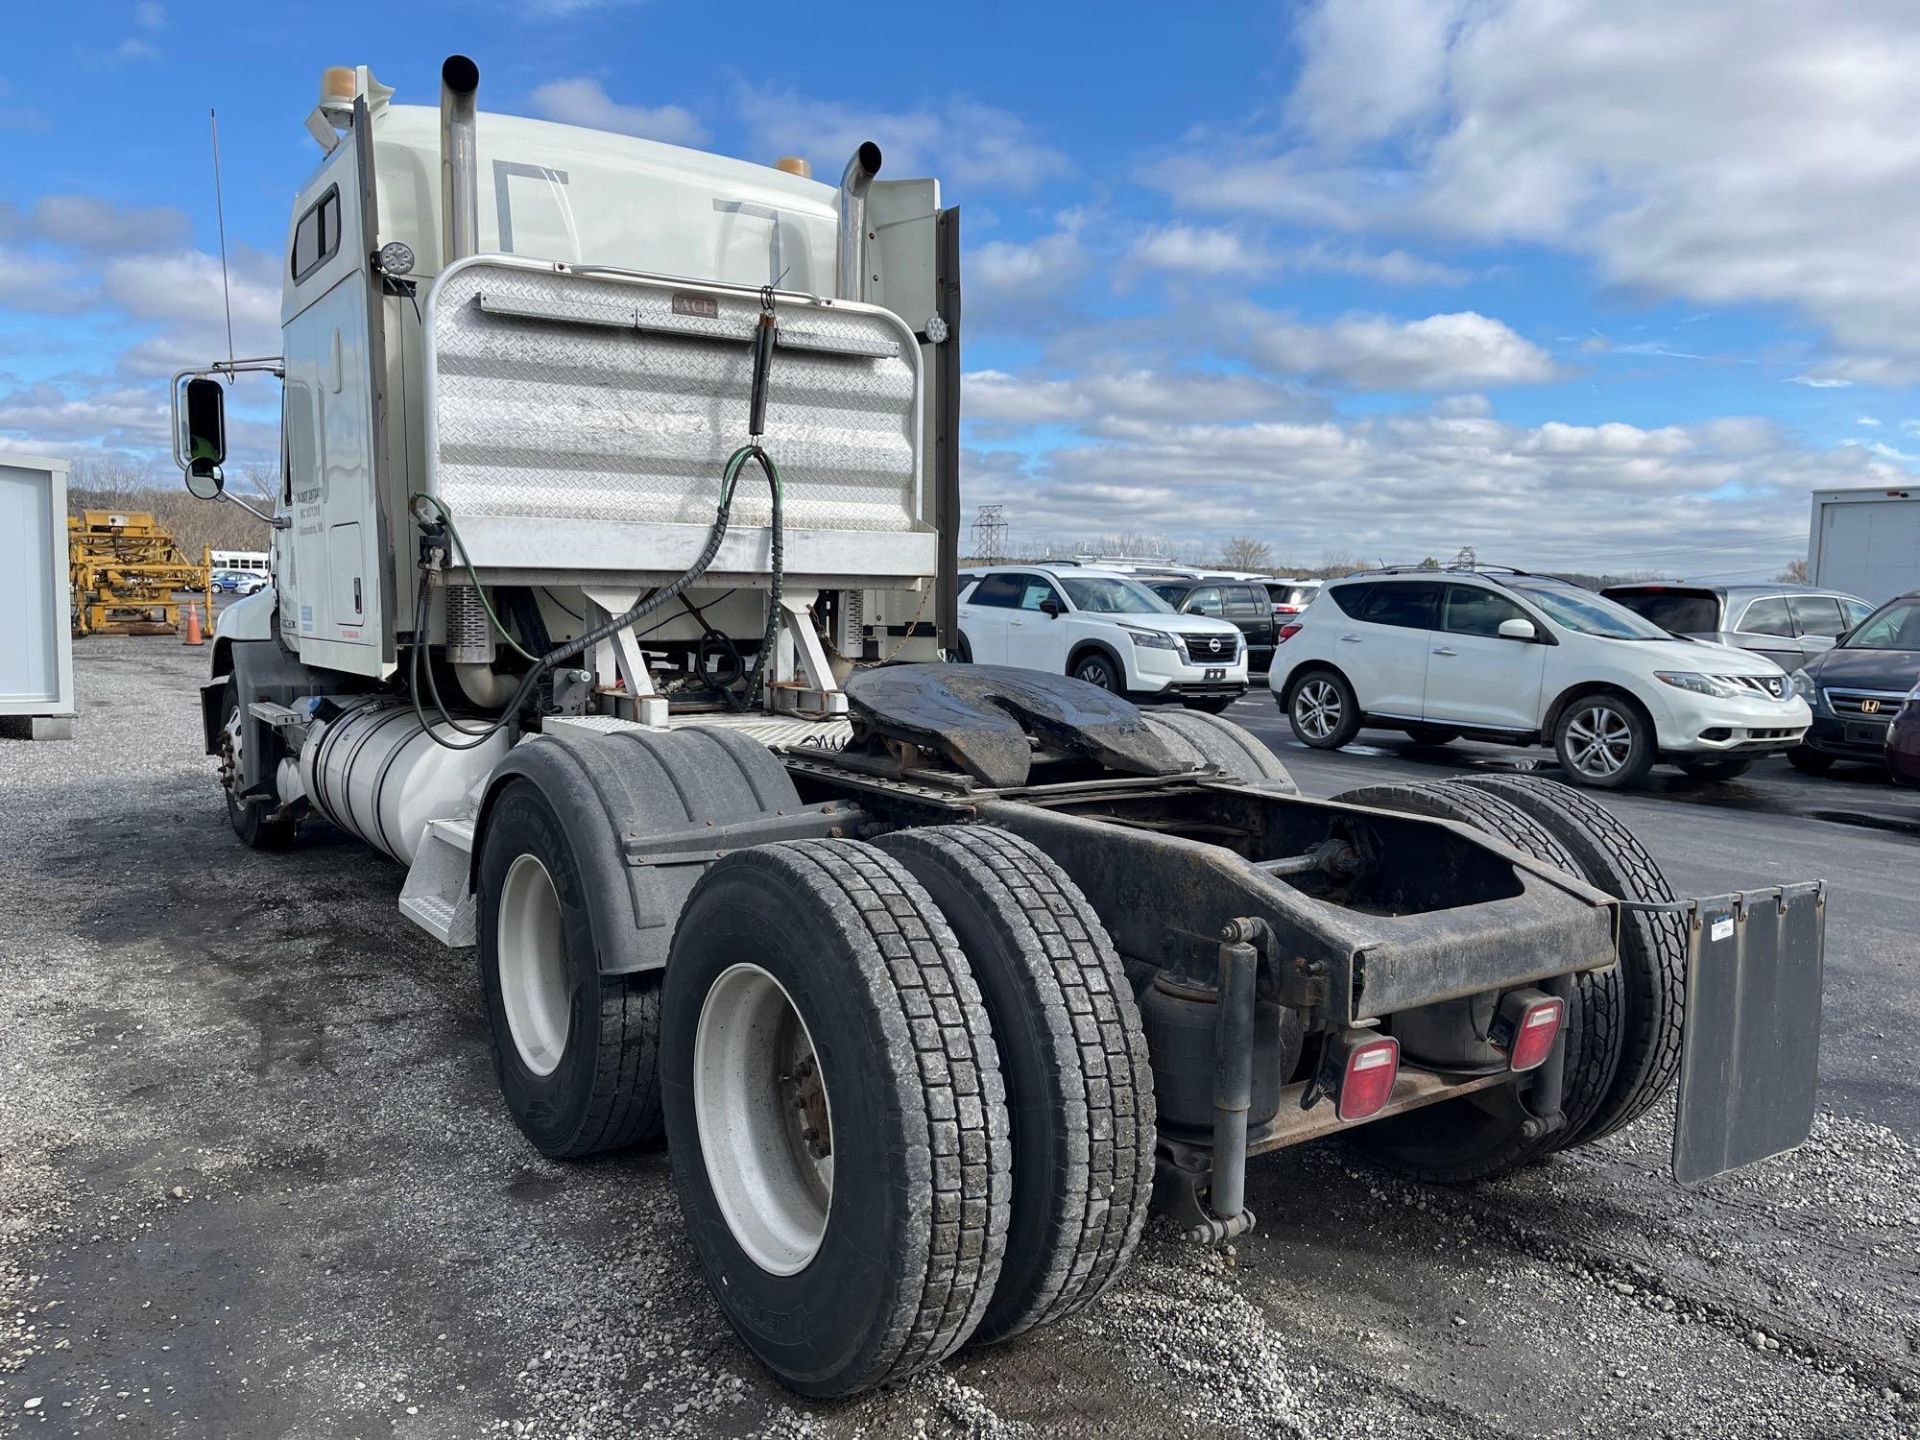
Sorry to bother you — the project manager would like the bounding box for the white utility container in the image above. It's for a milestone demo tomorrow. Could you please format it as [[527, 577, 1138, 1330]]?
[[1809, 485, 1920, 605], [0, 455, 75, 739]]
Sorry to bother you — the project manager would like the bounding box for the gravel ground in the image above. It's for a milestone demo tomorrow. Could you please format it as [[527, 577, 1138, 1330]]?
[[1, 642, 1916, 1437]]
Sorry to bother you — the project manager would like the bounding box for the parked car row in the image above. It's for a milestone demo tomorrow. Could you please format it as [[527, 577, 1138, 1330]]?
[[951, 556, 1920, 792], [211, 569, 269, 594]]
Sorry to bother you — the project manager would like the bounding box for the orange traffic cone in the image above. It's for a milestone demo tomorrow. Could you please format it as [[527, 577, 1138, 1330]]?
[[182, 601, 204, 647]]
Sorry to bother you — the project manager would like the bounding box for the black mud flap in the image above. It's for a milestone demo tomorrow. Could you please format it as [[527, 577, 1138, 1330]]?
[[1665, 882, 1826, 1185]]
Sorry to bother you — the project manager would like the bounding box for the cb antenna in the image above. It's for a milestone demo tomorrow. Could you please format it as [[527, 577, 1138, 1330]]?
[[209, 108, 236, 370]]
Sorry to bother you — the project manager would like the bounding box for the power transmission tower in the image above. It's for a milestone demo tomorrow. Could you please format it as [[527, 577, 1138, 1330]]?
[[971, 504, 1007, 563]]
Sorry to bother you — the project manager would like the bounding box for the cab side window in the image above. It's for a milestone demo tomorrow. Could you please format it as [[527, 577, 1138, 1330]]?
[[967, 573, 1025, 608], [1186, 586, 1224, 616], [1740, 596, 1794, 637], [1442, 584, 1528, 637], [291, 187, 341, 283]]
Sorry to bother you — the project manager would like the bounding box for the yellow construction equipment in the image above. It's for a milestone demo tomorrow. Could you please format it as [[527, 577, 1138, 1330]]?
[[67, 511, 211, 637]]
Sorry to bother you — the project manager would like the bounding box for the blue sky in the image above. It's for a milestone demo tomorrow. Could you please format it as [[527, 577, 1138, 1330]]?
[[2, 0, 1916, 575]]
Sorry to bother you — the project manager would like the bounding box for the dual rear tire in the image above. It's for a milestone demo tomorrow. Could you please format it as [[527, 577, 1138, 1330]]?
[[662, 833, 1155, 1394], [478, 801, 1156, 1397]]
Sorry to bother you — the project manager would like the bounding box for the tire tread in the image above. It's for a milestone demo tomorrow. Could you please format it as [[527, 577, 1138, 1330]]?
[[764, 839, 1013, 1387], [878, 826, 1154, 1342], [1457, 775, 1686, 1145]]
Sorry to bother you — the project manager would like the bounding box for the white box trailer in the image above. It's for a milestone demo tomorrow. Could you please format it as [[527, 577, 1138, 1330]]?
[[0, 454, 75, 740], [1809, 484, 1920, 604]]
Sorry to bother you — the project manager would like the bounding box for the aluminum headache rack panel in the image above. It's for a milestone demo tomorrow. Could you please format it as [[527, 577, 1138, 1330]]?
[[424, 256, 934, 585], [1637, 882, 1827, 1185]]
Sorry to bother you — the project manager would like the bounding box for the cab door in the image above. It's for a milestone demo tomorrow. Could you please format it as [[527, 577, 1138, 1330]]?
[[1421, 584, 1549, 731], [279, 97, 394, 678]]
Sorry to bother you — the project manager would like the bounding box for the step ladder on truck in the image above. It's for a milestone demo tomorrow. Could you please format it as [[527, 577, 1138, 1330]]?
[[168, 55, 1827, 1399]]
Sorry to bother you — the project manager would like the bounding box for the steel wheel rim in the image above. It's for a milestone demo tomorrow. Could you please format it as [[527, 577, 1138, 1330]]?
[[497, 853, 571, 1077], [1295, 679, 1341, 739], [1566, 705, 1634, 778], [694, 963, 834, 1276], [1075, 660, 1113, 689]]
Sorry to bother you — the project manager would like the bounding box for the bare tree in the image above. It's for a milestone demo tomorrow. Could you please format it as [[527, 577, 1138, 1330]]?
[[1777, 558, 1811, 583], [67, 456, 273, 561], [1218, 536, 1274, 572], [1314, 549, 1366, 578]]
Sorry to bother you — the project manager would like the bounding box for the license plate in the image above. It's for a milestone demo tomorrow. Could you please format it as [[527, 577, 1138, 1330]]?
[[1204, 668, 1225, 681], [1845, 721, 1887, 745]]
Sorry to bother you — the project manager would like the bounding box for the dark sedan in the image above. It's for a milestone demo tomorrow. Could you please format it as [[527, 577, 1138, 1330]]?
[[1788, 591, 1920, 774]]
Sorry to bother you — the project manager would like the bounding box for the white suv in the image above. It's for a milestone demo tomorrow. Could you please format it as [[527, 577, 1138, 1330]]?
[[1266, 569, 1812, 787], [959, 566, 1248, 711]]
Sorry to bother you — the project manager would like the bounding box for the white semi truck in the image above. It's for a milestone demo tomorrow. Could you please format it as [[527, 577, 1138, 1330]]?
[[171, 57, 1828, 1400]]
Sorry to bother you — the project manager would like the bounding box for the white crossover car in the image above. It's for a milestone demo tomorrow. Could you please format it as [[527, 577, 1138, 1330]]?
[[1266, 568, 1811, 787], [958, 565, 1248, 711]]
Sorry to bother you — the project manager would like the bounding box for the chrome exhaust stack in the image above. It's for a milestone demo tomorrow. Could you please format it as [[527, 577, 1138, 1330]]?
[[439, 55, 481, 269], [835, 142, 883, 301]]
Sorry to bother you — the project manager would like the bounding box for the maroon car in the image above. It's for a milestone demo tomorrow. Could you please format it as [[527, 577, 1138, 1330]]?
[[1888, 692, 1920, 787]]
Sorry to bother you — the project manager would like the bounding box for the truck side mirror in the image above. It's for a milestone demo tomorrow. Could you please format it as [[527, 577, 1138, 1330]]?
[[183, 377, 227, 500], [1039, 596, 1063, 617], [1497, 617, 1538, 642]]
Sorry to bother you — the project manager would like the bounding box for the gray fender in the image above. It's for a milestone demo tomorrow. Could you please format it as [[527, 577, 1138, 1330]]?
[[469, 725, 806, 976]]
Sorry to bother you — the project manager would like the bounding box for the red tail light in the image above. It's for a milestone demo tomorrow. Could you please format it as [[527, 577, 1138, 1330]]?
[[1493, 990, 1565, 1072], [1274, 603, 1304, 615], [1336, 1034, 1401, 1121], [1278, 622, 1303, 643]]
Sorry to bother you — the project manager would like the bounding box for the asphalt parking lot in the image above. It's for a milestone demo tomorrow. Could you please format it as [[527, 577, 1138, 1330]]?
[[2, 645, 1917, 1439]]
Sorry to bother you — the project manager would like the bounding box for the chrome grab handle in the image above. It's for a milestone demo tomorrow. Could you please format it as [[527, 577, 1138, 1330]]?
[[1338, 634, 1362, 644], [1432, 646, 1458, 656]]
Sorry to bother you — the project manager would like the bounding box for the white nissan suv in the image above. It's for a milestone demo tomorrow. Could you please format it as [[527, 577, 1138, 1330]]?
[[1266, 568, 1811, 787], [958, 565, 1248, 711]]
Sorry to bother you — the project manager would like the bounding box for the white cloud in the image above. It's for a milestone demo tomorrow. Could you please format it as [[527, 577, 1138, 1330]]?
[[1247, 310, 1557, 391], [1288, 243, 1468, 287], [1130, 225, 1272, 277], [960, 390, 1906, 573], [528, 78, 706, 146], [1858, 416, 1882, 428], [29, 195, 189, 253], [105, 37, 159, 64], [100, 247, 279, 338], [1153, 0, 1920, 371], [0, 247, 97, 313], [966, 368, 1318, 429], [968, 213, 1089, 310], [735, 87, 1068, 193]]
